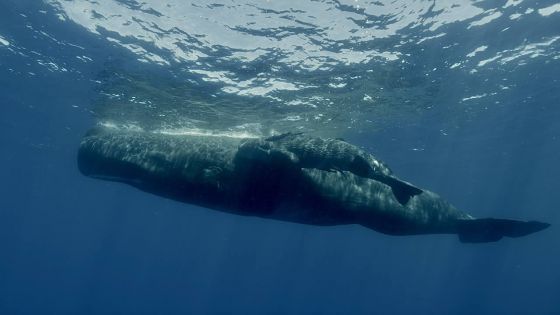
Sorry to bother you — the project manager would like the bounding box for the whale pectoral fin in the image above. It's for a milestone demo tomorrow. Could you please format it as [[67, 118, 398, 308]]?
[[379, 176, 423, 205], [456, 218, 550, 243]]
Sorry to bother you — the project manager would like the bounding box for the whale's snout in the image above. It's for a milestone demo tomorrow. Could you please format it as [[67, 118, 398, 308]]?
[[77, 133, 146, 185]]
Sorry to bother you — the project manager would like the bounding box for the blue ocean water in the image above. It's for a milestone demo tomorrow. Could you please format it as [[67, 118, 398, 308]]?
[[1, 0, 559, 313]]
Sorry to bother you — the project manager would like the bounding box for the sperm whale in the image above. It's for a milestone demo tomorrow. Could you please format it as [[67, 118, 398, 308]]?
[[78, 128, 550, 243]]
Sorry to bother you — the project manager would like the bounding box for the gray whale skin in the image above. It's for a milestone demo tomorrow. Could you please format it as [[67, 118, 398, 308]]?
[[78, 128, 550, 243]]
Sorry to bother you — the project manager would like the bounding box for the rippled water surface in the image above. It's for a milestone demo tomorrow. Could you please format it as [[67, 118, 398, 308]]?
[[5, 0, 560, 136]]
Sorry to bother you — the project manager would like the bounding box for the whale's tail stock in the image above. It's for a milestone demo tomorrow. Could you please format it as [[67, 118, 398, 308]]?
[[455, 218, 550, 243]]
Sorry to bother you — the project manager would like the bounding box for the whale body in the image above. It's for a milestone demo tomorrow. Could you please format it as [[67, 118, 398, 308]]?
[[78, 128, 550, 243]]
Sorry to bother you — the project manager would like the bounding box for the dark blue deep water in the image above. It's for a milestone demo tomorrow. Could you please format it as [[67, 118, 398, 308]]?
[[1, 0, 560, 313]]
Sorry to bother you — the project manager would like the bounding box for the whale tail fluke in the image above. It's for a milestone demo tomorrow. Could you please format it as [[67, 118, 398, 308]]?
[[456, 218, 550, 243]]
